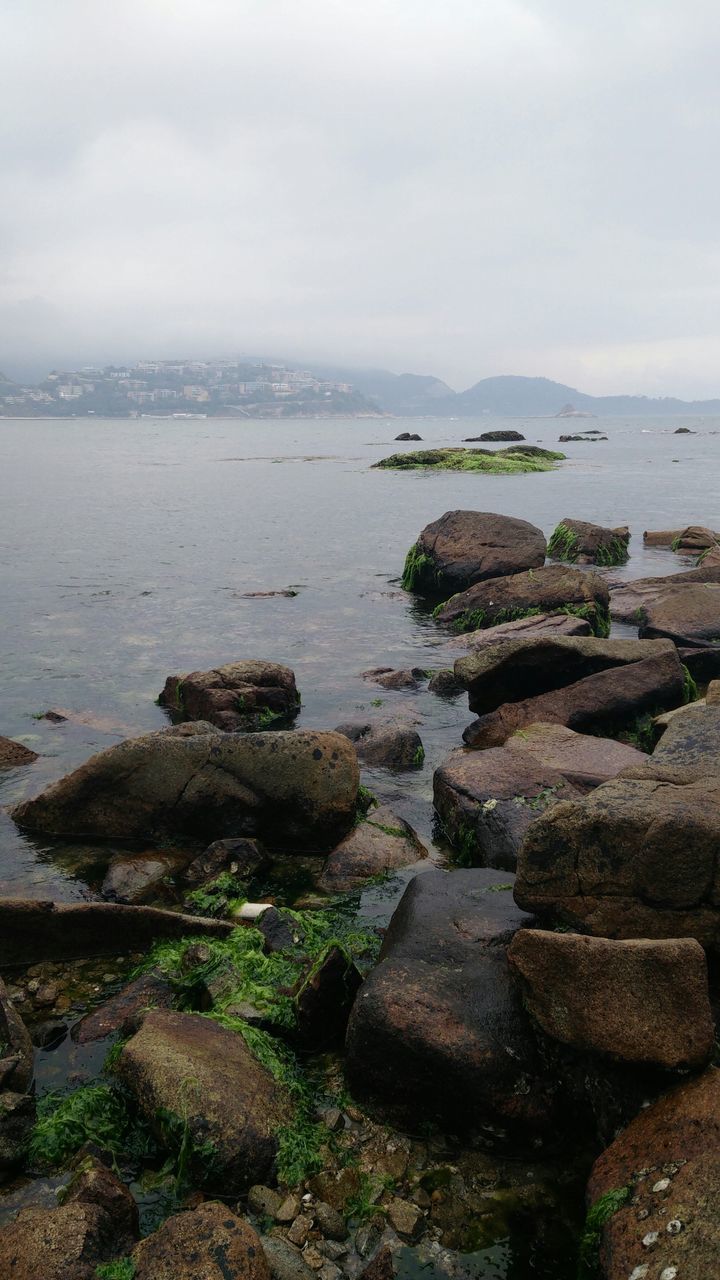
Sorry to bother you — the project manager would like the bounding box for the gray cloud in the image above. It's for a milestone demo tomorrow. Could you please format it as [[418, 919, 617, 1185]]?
[[2, 0, 720, 393]]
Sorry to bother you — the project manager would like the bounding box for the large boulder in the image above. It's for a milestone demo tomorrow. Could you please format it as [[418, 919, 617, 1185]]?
[[639, 580, 720, 645], [11, 725, 358, 849], [501, 723, 646, 790], [0, 738, 37, 769], [462, 647, 685, 749], [547, 519, 629, 566], [0, 1202, 119, 1279], [508, 930, 713, 1069], [401, 510, 546, 596], [117, 1010, 293, 1193], [586, 1068, 720, 1280], [318, 807, 427, 892], [345, 869, 559, 1138], [514, 707, 720, 943], [158, 660, 300, 731], [455, 636, 674, 718], [434, 564, 610, 635], [608, 562, 720, 622], [433, 746, 581, 870], [132, 1202, 270, 1280], [643, 525, 719, 551]]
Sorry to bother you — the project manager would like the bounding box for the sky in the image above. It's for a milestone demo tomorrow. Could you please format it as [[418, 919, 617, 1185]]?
[[3, 0, 720, 396]]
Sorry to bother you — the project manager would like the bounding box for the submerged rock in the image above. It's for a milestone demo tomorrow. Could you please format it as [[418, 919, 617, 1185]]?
[[118, 1010, 293, 1193], [11, 726, 358, 849], [400, 509, 546, 596], [361, 667, 427, 690], [434, 564, 609, 635], [463, 430, 525, 442], [158, 660, 300, 731], [319, 806, 427, 892], [345, 869, 558, 1138], [508, 930, 713, 1069], [547, 518, 629, 566], [132, 1201, 270, 1280], [0, 737, 37, 768], [101, 849, 190, 903], [586, 1067, 720, 1280]]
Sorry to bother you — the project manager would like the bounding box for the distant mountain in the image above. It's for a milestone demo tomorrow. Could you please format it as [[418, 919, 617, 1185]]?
[[299, 364, 454, 414], [428, 375, 720, 418]]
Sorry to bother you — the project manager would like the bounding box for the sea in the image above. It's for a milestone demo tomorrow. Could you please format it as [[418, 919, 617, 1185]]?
[[1, 413, 718, 903]]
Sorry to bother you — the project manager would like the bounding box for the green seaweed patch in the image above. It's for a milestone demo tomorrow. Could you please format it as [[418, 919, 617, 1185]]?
[[29, 1085, 154, 1172], [594, 536, 629, 567], [374, 447, 564, 475], [401, 542, 437, 592], [96, 1262, 136, 1280], [547, 522, 581, 563], [682, 662, 699, 705], [577, 1185, 630, 1279], [184, 871, 248, 918]]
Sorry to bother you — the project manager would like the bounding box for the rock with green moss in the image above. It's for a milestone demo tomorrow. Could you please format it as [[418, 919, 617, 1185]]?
[[117, 1010, 294, 1193], [158, 660, 300, 732], [401, 509, 546, 597], [374, 446, 564, 475], [434, 564, 610, 635], [547, 518, 629, 567], [319, 804, 428, 892], [334, 721, 423, 771], [12, 725, 359, 850]]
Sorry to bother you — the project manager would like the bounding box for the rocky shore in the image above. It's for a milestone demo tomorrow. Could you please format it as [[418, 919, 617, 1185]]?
[[2, 510, 720, 1278]]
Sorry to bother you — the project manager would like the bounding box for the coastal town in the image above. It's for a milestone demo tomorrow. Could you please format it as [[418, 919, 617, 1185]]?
[[0, 359, 379, 418]]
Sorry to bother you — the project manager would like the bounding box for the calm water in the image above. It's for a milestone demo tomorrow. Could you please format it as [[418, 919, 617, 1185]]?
[[1, 413, 718, 898]]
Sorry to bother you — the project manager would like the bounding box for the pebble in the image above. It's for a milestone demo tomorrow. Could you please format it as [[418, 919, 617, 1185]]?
[[286, 1214, 313, 1247], [320, 1107, 345, 1133], [319, 1265, 341, 1280], [318, 1241, 348, 1261], [628, 1268, 649, 1280], [34, 982, 60, 1008], [248, 1185, 283, 1218], [276, 1195, 302, 1224], [314, 1201, 348, 1241], [387, 1198, 422, 1240], [302, 1245, 324, 1270], [354, 1224, 380, 1258], [660, 1269, 678, 1280]]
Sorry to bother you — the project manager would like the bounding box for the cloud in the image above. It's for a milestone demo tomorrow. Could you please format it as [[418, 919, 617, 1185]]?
[[2, 0, 720, 393]]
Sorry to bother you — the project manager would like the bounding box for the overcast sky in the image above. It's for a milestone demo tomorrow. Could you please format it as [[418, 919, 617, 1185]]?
[[3, 0, 720, 395]]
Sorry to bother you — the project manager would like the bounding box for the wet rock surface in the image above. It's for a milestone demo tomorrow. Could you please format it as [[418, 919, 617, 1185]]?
[[159, 659, 300, 731], [133, 1201, 271, 1280], [607, 562, 720, 622], [435, 563, 609, 634], [0, 738, 37, 769], [508, 930, 714, 1068], [450, 609, 593, 649], [319, 807, 427, 892], [402, 509, 546, 596], [335, 722, 423, 770], [639, 579, 720, 645], [0, 1200, 121, 1279], [11, 726, 359, 849]]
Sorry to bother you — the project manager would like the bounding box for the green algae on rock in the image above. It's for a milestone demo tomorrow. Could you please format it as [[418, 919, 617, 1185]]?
[[373, 446, 565, 473]]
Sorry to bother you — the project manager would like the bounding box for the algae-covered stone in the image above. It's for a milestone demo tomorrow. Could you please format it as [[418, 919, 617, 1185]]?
[[435, 564, 609, 635], [399, 509, 546, 596], [547, 518, 629, 567], [159, 660, 300, 731]]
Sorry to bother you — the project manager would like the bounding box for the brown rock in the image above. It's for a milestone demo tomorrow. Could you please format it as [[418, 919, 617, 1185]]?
[[607, 563, 720, 623], [435, 563, 609, 634], [503, 723, 647, 789], [102, 850, 190, 903], [462, 648, 685, 748], [0, 1202, 117, 1279], [62, 1156, 138, 1252], [12, 726, 358, 850], [181, 838, 270, 888], [132, 1201, 270, 1280], [508, 930, 713, 1068], [360, 667, 426, 690], [117, 1010, 293, 1193], [319, 807, 427, 892], [334, 722, 423, 771], [450, 610, 593, 649], [548, 518, 629, 566], [158, 660, 300, 731], [403, 509, 546, 596], [293, 944, 362, 1050], [639, 580, 720, 645], [586, 1068, 720, 1280], [386, 1198, 422, 1239], [0, 737, 37, 769], [72, 971, 174, 1044]]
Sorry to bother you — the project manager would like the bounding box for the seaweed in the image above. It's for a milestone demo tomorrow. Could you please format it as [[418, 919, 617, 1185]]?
[[577, 1185, 630, 1278]]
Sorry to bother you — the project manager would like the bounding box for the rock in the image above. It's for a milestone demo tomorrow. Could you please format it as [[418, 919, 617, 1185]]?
[[72, 971, 174, 1044], [274, 1193, 301, 1223], [62, 1156, 138, 1252], [361, 667, 427, 690], [558, 433, 607, 441], [387, 1198, 423, 1239], [117, 1010, 293, 1192], [132, 1202, 270, 1280], [319, 807, 427, 892], [0, 1091, 35, 1179], [101, 849, 190, 903], [31, 1019, 68, 1050], [670, 524, 719, 552], [699, 544, 720, 568], [639, 581, 720, 645], [426, 669, 463, 697], [547, 519, 629, 566], [0, 899, 236, 967], [314, 1202, 348, 1241], [394, 432, 422, 441], [0, 738, 37, 768], [0, 978, 33, 1093], [607, 563, 720, 623], [675, 425, 695, 433], [451, 610, 593, 649], [502, 723, 646, 789], [433, 746, 581, 870], [463, 430, 525, 442], [455, 636, 673, 718], [435, 564, 609, 635], [0, 1202, 118, 1279], [462, 647, 685, 749], [12, 726, 359, 849], [248, 1185, 283, 1218], [401, 510, 546, 596], [707, 679, 720, 704], [345, 869, 558, 1137], [158, 660, 300, 731], [514, 707, 720, 943], [181, 837, 270, 888], [586, 1068, 720, 1280], [334, 722, 423, 771], [286, 1213, 313, 1247], [508, 930, 713, 1069], [262, 1235, 317, 1280], [293, 945, 362, 1050]]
